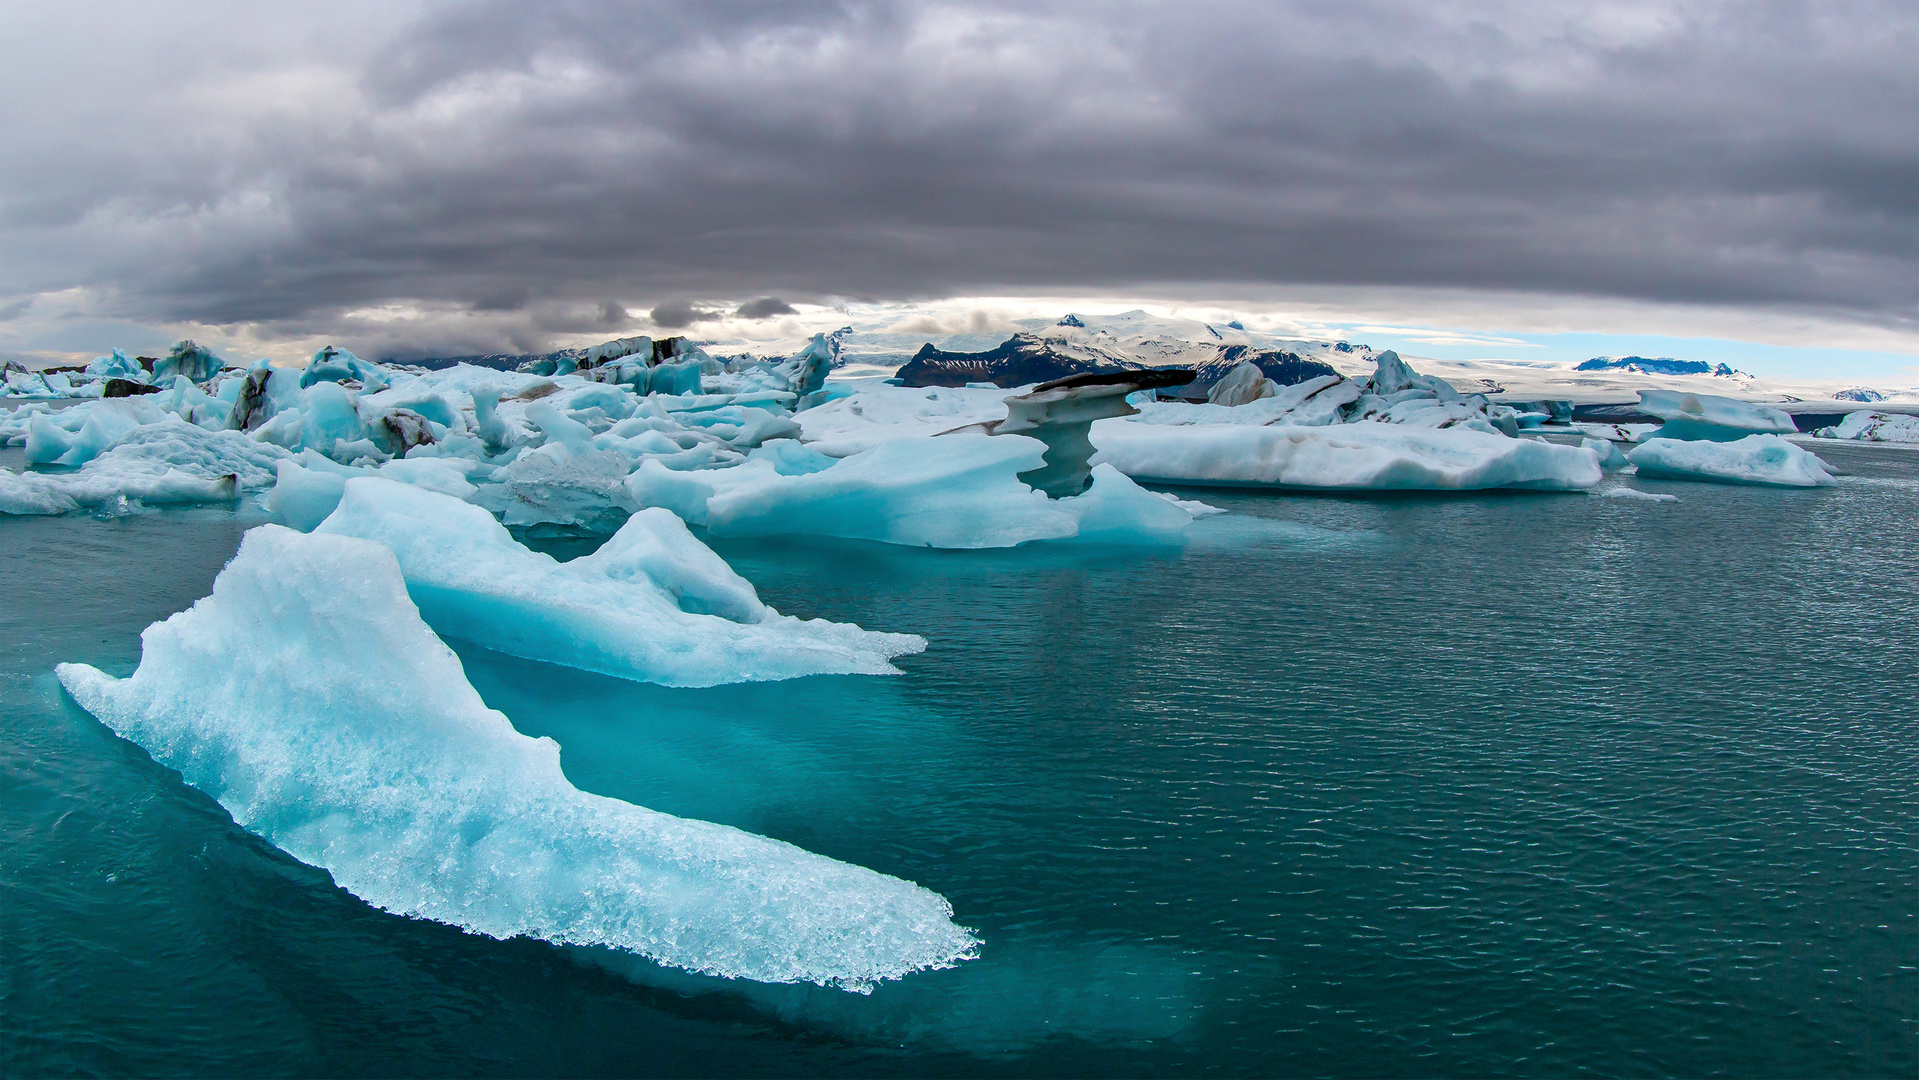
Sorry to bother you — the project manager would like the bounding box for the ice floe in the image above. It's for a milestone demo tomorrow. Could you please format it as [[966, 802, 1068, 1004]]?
[[1626, 435, 1836, 487], [313, 477, 925, 685], [1591, 486, 1679, 502], [56, 524, 975, 989], [1636, 389, 1797, 442], [1093, 422, 1602, 491]]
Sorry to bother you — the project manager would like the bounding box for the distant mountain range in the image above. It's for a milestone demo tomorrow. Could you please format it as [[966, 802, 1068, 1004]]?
[[1575, 356, 1745, 377], [390, 311, 1374, 394], [892, 313, 1355, 396], [894, 334, 1339, 396]]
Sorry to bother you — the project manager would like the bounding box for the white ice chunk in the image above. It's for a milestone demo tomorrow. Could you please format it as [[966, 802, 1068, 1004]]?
[[1, 416, 289, 515], [1814, 410, 1919, 443], [1093, 421, 1602, 491], [637, 434, 1053, 547], [1128, 375, 1362, 429], [1637, 390, 1796, 442], [1205, 361, 1277, 407], [56, 525, 973, 990], [1591, 486, 1679, 502], [316, 477, 925, 684], [1626, 434, 1836, 487]]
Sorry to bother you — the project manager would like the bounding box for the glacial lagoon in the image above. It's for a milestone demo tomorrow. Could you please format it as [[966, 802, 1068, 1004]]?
[[2, 440, 1913, 1076]]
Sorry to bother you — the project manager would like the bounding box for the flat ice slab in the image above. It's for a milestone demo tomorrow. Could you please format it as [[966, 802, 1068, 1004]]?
[[1627, 435, 1836, 487], [57, 524, 974, 990], [1092, 421, 1602, 491]]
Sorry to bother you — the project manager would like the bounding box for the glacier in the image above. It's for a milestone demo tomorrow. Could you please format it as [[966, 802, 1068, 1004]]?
[[1626, 435, 1836, 487], [55, 525, 975, 990], [313, 478, 925, 685]]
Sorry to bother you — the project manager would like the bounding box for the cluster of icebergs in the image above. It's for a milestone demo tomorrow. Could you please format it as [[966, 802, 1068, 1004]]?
[[2, 339, 1868, 529], [19, 334, 1866, 994]]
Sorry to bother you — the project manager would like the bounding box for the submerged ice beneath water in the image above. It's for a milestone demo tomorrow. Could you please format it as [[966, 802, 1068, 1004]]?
[[56, 525, 976, 990]]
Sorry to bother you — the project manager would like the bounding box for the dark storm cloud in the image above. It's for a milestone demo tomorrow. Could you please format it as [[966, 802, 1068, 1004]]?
[[735, 297, 798, 320], [649, 299, 722, 328], [3, 0, 1917, 351]]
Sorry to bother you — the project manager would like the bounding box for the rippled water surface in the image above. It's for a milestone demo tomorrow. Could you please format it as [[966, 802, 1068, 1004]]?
[[3, 441, 1915, 1076]]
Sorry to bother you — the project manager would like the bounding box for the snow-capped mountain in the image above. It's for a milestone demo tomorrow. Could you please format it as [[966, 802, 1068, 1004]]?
[[1575, 356, 1747, 377]]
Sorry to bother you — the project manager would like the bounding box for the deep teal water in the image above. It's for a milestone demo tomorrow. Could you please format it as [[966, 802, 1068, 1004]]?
[[2, 441, 1914, 1077]]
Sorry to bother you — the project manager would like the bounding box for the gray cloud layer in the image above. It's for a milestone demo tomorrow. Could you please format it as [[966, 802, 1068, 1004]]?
[[1, 1, 1915, 355]]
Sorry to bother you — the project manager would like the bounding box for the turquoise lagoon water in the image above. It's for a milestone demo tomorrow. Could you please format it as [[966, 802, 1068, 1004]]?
[[1, 441, 1913, 1076]]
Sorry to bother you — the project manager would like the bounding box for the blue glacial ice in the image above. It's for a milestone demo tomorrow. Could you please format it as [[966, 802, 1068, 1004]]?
[[55, 524, 975, 989], [631, 433, 1209, 548], [32, 336, 1861, 529], [314, 477, 925, 685], [1, 415, 289, 514], [1626, 434, 1836, 487]]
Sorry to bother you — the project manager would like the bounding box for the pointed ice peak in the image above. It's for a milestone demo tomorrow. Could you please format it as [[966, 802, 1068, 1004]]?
[[1056, 313, 1086, 327]]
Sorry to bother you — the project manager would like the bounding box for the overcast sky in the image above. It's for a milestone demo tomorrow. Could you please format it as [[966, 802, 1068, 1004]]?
[[1, 0, 1915, 367]]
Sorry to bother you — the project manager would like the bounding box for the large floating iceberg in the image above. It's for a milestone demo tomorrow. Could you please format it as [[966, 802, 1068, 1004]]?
[[632, 433, 1209, 548], [1813, 410, 1919, 443], [1626, 435, 1837, 487], [314, 478, 925, 685], [1636, 389, 1797, 442], [1092, 422, 1603, 491], [57, 525, 976, 989]]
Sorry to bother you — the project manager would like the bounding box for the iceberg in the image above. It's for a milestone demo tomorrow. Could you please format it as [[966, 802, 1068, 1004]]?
[[1092, 421, 1603, 491], [1626, 435, 1836, 487], [151, 339, 226, 383], [1813, 410, 1919, 443], [940, 369, 1197, 498], [1636, 390, 1796, 442], [57, 525, 974, 989], [314, 478, 925, 685], [300, 345, 390, 391], [0, 416, 288, 515], [631, 433, 1208, 548], [25, 398, 157, 466], [1582, 436, 1631, 470], [1205, 360, 1277, 406]]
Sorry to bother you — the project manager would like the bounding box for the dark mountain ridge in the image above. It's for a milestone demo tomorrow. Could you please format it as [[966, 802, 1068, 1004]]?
[[894, 334, 1339, 397]]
